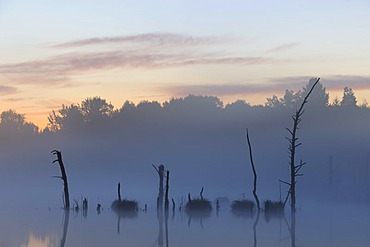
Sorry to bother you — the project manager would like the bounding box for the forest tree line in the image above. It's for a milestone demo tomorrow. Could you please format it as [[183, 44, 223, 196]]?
[[0, 78, 368, 138]]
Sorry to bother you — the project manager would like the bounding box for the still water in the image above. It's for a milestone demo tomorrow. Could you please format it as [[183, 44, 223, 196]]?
[[1, 201, 369, 247]]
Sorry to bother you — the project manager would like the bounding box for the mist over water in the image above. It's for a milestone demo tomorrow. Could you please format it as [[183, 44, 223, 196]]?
[[0, 81, 369, 246], [0, 201, 369, 247]]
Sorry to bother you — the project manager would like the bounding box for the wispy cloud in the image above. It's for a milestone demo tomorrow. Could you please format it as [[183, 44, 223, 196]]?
[[5, 97, 35, 102], [162, 83, 292, 97], [52, 33, 222, 48], [0, 85, 18, 95], [321, 75, 370, 90], [163, 74, 370, 99], [0, 51, 270, 72], [0, 51, 272, 86], [267, 42, 300, 53], [269, 75, 370, 91]]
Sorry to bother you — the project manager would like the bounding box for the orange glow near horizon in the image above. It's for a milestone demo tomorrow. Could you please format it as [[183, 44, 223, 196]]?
[[7, 88, 369, 130]]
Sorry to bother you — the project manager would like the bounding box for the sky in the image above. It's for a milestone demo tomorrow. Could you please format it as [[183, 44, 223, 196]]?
[[1, 0, 370, 128]]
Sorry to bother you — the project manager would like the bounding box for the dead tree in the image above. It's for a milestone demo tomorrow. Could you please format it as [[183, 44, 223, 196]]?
[[52, 150, 70, 210], [165, 170, 170, 212], [246, 129, 260, 211], [280, 78, 320, 213], [117, 182, 122, 201], [153, 164, 165, 210]]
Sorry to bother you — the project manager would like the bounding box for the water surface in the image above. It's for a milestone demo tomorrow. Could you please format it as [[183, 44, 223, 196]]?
[[1, 201, 369, 247]]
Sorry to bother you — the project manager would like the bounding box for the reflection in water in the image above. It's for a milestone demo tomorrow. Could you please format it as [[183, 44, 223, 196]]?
[[155, 209, 164, 247], [60, 210, 70, 247], [264, 209, 285, 223], [22, 234, 58, 247], [23, 210, 70, 247], [10, 202, 370, 247], [253, 211, 260, 247], [114, 210, 139, 235], [282, 212, 296, 247], [165, 210, 169, 247], [154, 208, 171, 247], [82, 198, 88, 219], [186, 211, 211, 229], [290, 212, 296, 247], [186, 209, 212, 229], [263, 200, 285, 223]]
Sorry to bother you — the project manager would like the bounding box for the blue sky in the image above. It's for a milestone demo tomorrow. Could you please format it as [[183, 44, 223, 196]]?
[[0, 0, 369, 127]]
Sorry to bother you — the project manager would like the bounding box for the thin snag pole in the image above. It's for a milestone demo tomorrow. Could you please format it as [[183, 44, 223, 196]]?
[[117, 182, 122, 201], [284, 77, 320, 213], [165, 170, 170, 212], [153, 164, 165, 210], [52, 150, 70, 210], [246, 129, 260, 211]]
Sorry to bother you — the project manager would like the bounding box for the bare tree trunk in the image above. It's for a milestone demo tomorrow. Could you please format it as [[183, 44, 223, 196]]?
[[165, 170, 170, 212], [285, 78, 320, 213], [246, 129, 260, 211], [117, 182, 122, 201], [52, 150, 70, 210], [153, 164, 165, 210]]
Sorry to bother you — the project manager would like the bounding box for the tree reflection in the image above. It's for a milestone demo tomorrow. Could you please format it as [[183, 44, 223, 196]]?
[[60, 210, 70, 247], [283, 212, 296, 247], [290, 212, 296, 247], [153, 208, 171, 247], [157, 209, 164, 247], [186, 210, 211, 229], [113, 210, 138, 235], [165, 209, 169, 247], [252, 211, 260, 247]]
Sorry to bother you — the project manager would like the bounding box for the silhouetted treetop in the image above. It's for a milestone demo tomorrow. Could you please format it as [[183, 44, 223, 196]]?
[[120, 101, 136, 114], [163, 95, 223, 112], [137, 100, 162, 113], [48, 104, 84, 132], [1, 109, 25, 128], [81, 96, 114, 122], [331, 96, 341, 107], [265, 78, 328, 109], [341, 87, 357, 107], [360, 99, 368, 109], [302, 78, 329, 108], [265, 95, 283, 108], [265, 89, 302, 109], [282, 89, 302, 109], [0, 109, 38, 136]]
